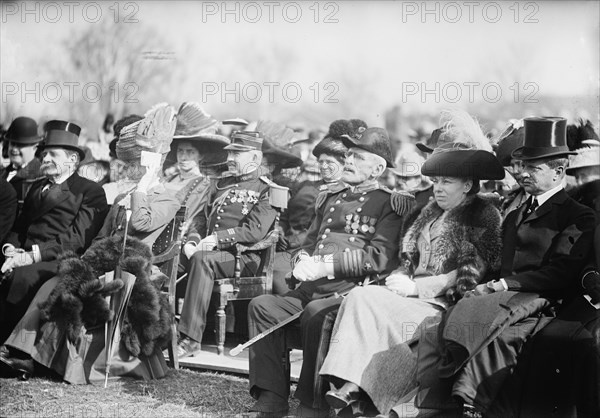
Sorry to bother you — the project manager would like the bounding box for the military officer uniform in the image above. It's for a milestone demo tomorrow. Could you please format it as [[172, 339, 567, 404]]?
[[248, 180, 414, 411], [272, 180, 342, 294], [178, 168, 278, 345]]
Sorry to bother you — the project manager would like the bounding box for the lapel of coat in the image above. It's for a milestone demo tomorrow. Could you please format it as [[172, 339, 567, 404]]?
[[522, 189, 567, 225], [35, 174, 75, 219]]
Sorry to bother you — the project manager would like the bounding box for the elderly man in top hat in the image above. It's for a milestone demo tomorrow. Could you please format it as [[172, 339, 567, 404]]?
[[0, 120, 108, 343], [246, 127, 415, 418], [413, 117, 596, 417], [1, 117, 45, 214], [175, 131, 279, 357]]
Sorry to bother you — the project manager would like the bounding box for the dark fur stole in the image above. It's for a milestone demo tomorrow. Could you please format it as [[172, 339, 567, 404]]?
[[400, 194, 503, 303], [38, 234, 172, 357]]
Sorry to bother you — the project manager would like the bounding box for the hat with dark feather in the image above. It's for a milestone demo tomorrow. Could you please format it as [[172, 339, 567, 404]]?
[[421, 110, 504, 180]]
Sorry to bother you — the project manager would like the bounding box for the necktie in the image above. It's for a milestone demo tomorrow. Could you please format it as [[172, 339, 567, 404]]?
[[41, 181, 57, 198], [522, 197, 538, 221]]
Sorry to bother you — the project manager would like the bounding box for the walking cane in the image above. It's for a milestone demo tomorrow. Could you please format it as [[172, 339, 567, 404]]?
[[104, 209, 133, 388], [229, 275, 381, 357]]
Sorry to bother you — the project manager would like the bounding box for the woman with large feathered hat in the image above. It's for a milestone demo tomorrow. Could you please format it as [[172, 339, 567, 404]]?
[[319, 110, 504, 417]]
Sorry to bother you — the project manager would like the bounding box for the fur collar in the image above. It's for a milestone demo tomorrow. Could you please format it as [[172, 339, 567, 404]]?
[[401, 194, 503, 302]]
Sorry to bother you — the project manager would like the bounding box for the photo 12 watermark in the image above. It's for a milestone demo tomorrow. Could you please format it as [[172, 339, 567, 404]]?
[[199, 1, 340, 24], [201, 81, 339, 104], [399, 1, 540, 24], [1, 1, 140, 24], [401, 81, 539, 104], [2, 81, 139, 104]]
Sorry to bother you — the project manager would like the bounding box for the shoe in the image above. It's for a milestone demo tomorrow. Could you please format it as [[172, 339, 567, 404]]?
[[176, 336, 201, 358], [295, 403, 331, 418], [0, 345, 10, 359], [248, 390, 289, 418], [0, 355, 34, 380], [248, 401, 289, 418], [325, 388, 362, 410], [462, 404, 482, 418]]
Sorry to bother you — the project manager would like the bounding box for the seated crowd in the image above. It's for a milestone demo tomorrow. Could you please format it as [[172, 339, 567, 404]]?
[[0, 104, 598, 418]]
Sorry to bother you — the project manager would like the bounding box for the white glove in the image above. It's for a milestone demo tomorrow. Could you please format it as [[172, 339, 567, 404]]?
[[385, 272, 417, 297], [183, 242, 198, 259], [293, 256, 334, 282]]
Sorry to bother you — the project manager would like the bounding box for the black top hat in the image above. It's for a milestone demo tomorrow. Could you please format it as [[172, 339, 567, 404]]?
[[40, 120, 85, 160], [421, 142, 505, 180], [512, 117, 576, 161], [262, 139, 302, 168], [5, 117, 42, 145], [342, 127, 395, 168]]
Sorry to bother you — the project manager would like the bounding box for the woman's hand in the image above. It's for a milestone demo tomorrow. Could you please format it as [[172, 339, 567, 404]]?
[[385, 272, 418, 297]]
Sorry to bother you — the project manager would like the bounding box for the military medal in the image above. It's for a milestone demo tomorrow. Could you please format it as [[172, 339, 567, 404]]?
[[368, 218, 377, 233], [344, 214, 352, 233]]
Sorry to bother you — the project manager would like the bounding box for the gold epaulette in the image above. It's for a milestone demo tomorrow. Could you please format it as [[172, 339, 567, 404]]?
[[380, 188, 416, 216], [259, 175, 278, 187]]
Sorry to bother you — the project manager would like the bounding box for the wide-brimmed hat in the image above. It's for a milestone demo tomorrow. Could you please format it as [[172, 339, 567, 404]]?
[[421, 110, 504, 180], [116, 103, 177, 162], [262, 139, 303, 168], [421, 142, 505, 180], [494, 120, 525, 167], [390, 150, 425, 177], [173, 102, 230, 146], [512, 117, 576, 161], [40, 120, 85, 160], [566, 140, 600, 174], [342, 127, 395, 168], [223, 131, 264, 152], [5, 117, 42, 145], [222, 118, 249, 127]]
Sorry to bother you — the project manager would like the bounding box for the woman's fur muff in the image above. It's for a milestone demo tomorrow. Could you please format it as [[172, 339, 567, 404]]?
[[401, 194, 503, 303], [38, 234, 172, 356]]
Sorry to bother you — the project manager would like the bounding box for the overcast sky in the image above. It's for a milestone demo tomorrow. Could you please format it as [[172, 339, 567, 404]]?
[[2, 0, 599, 128]]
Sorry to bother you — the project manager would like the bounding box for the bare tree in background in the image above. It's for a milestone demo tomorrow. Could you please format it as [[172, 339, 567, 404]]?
[[61, 18, 176, 131]]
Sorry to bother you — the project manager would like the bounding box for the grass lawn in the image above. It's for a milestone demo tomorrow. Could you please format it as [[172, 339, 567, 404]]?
[[0, 368, 300, 417]]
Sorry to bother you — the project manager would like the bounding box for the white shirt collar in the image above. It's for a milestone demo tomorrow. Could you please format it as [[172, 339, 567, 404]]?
[[534, 184, 563, 207]]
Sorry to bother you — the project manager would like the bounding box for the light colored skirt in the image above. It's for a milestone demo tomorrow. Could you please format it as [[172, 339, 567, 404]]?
[[5, 277, 168, 385], [319, 286, 443, 415]]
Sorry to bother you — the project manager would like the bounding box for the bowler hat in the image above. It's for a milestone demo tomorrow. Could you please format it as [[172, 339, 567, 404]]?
[[421, 142, 505, 180], [341, 127, 395, 168], [312, 136, 347, 159], [416, 127, 448, 154], [512, 117, 576, 161], [40, 120, 85, 160], [494, 121, 525, 167], [5, 117, 41, 145]]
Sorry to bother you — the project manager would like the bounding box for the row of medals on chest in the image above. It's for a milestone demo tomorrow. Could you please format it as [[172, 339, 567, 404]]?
[[335, 194, 377, 235], [224, 188, 258, 215]]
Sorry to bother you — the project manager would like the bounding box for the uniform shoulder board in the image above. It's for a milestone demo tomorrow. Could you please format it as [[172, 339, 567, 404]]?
[[259, 175, 277, 187], [315, 184, 348, 210], [381, 188, 416, 216]]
